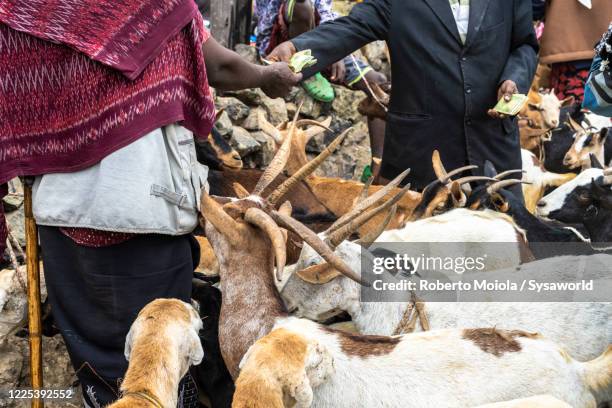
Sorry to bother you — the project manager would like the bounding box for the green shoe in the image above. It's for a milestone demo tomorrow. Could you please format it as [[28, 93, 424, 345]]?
[[302, 73, 335, 103]]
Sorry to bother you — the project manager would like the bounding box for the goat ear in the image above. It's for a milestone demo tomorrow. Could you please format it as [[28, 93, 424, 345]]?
[[600, 127, 609, 144], [483, 160, 498, 178], [296, 263, 342, 284], [187, 324, 204, 366], [590, 154, 604, 169], [124, 318, 142, 361], [561, 96, 575, 108]]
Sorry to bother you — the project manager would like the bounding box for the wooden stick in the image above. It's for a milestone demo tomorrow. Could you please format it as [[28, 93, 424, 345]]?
[[23, 178, 43, 408]]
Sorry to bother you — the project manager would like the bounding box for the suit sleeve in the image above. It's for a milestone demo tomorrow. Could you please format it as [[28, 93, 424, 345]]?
[[500, 0, 539, 93], [290, 0, 391, 78]]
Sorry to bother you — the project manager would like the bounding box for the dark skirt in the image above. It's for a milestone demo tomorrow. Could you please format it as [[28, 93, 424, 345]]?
[[39, 226, 200, 407]]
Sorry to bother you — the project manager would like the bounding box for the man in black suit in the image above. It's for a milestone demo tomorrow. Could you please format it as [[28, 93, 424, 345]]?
[[269, 0, 538, 192]]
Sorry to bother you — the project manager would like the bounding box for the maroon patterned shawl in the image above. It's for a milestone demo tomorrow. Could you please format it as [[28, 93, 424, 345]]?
[[0, 0, 216, 252]]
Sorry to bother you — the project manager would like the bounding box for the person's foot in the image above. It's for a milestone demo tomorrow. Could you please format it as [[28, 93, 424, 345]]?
[[302, 72, 335, 102]]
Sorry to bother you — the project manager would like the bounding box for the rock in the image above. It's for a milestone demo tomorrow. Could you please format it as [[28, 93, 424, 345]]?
[[214, 111, 234, 137], [225, 87, 266, 106], [242, 107, 265, 131], [286, 102, 297, 118], [5, 208, 25, 248], [361, 41, 391, 78], [250, 131, 277, 167], [234, 44, 259, 65], [229, 126, 260, 157], [331, 86, 366, 123], [291, 88, 322, 119], [216, 97, 250, 123], [0, 344, 23, 390], [261, 96, 288, 125], [2, 179, 23, 212]]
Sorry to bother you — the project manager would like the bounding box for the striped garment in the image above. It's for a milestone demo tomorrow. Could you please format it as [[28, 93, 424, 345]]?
[[449, 0, 470, 44]]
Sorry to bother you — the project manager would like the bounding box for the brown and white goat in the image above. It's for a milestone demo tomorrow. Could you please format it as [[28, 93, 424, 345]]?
[[563, 128, 609, 171], [201, 128, 612, 408], [107, 299, 203, 408]]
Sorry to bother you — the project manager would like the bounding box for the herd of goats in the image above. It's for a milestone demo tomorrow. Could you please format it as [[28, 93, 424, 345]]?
[[0, 73, 581, 407]]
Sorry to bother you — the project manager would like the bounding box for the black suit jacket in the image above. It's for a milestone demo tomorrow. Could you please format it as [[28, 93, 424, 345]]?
[[291, 0, 538, 189]]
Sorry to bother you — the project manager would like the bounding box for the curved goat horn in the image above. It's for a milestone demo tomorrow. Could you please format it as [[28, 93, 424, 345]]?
[[453, 176, 498, 186], [267, 127, 351, 205], [432, 150, 448, 182], [233, 182, 250, 199], [200, 191, 241, 243], [327, 184, 411, 248], [253, 101, 303, 196], [295, 119, 333, 133], [258, 110, 283, 144], [494, 169, 525, 180], [244, 208, 286, 281], [486, 179, 528, 195], [356, 204, 397, 247], [327, 168, 411, 234], [440, 165, 479, 184], [270, 210, 365, 285]]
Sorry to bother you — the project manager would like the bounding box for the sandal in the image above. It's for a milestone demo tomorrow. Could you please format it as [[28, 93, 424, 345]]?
[[302, 72, 335, 103]]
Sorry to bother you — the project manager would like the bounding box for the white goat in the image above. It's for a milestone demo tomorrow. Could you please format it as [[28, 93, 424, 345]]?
[[473, 395, 573, 408], [281, 240, 611, 361], [108, 299, 204, 408], [235, 317, 612, 408]]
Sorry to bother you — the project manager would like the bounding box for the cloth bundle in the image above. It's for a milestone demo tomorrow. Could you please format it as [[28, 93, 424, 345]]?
[[583, 23, 612, 116]]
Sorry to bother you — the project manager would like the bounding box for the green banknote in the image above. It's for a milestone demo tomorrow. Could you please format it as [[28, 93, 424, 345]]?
[[493, 94, 528, 116], [289, 50, 318, 73]]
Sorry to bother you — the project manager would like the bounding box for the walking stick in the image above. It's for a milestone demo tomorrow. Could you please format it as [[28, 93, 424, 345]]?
[[23, 177, 44, 408]]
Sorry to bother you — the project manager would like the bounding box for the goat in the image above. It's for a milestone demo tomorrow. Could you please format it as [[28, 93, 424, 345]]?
[[536, 167, 611, 224], [473, 395, 573, 408], [563, 128, 610, 171], [234, 318, 612, 408], [521, 89, 573, 130], [521, 149, 576, 213], [466, 162, 588, 250], [581, 176, 612, 251], [280, 239, 611, 362], [356, 82, 390, 121], [191, 278, 234, 408], [196, 113, 244, 171], [108, 299, 203, 408], [201, 129, 612, 407]]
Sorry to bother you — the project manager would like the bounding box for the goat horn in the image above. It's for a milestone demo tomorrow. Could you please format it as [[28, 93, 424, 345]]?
[[432, 150, 448, 181], [304, 116, 333, 143], [270, 210, 365, 285], [327, 169, 411, 234], [440, 165, 479, 184], [244, 208, 286, 281], [253, 101, 303, 196], [267, 127, 351, 205], [295, 119, 333, 132], [356, 204, 397, 247], [326, 183, 411, 248], [494, 169, 525, 180], [453, 176, 498, 186], [258, 109, 283, 144], [486, 179, 527, 195], [200, 191, 242, 243], [279, 200, 293, 217], [359, 177, 374, 202]]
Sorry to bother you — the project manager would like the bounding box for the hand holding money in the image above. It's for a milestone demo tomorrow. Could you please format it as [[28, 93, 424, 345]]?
[[289, 50, 318, 73]]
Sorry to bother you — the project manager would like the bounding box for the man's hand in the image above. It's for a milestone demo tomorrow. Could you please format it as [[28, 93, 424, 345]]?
[[260, 62, 302, 99], [488, 80, 519, 119], [330, 60, 346, 83], [268, 41, 298, 63]]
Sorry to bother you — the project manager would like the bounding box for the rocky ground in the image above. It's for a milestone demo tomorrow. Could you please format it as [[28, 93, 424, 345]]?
[[0, 4, 385, 401]]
